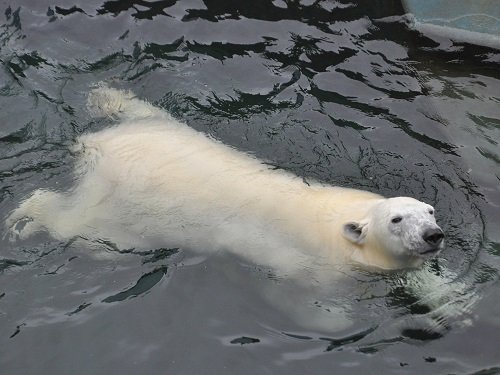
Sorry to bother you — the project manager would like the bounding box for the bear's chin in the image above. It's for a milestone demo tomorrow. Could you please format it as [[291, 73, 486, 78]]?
[[416, 239, 445, 258], [420, 247, 442, 256], [391, 248, 442, 270]]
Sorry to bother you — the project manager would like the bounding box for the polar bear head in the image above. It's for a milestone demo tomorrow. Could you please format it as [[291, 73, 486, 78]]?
[[342, 197, 444, 268]]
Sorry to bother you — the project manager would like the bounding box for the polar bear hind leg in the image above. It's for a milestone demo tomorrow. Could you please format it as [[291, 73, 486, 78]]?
[[87, 84, 170, 121]]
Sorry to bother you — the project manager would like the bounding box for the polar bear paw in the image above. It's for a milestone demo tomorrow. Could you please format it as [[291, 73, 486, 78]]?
[[5, 189, 56, 241]]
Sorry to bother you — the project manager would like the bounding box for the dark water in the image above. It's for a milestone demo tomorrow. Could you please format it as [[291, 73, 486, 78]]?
[[1, 1, 499, 374]]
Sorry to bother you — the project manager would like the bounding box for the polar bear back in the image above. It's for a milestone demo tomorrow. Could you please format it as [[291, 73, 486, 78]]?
[[74, 119, 381, 257]]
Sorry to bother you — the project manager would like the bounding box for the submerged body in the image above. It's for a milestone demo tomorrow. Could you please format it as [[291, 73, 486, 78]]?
[[6, 86, 444, 273]]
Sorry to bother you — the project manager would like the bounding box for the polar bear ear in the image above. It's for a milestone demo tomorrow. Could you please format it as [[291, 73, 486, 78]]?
[[342, 221, 367, 244]]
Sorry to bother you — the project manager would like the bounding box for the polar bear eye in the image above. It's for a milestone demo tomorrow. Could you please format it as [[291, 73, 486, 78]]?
[[429, 209, 434, 215], [391, 217, 402, 224]]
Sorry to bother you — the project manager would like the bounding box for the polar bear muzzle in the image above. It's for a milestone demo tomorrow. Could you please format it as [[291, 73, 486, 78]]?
[[420, 228, 445, 254]]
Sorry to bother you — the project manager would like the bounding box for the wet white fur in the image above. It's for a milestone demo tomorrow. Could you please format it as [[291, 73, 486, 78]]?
[[6, 86, 443, 274]]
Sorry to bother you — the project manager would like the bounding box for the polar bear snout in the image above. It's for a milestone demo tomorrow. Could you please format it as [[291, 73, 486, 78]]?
[[422, 228, 444, 247], [418, 227, 445, 255]]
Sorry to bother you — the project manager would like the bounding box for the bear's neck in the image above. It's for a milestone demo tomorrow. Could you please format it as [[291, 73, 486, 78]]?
[[258, 183, 388, 266], [350, 238, 426, 270], [288, 187, 421, 271], [350, 243, 402, 270]]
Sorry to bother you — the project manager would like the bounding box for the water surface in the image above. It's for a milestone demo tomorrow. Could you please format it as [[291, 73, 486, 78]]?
[[1, 1, 499, 374]]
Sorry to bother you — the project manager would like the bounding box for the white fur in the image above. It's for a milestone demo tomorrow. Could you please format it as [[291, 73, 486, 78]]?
[[6, 86, 444, 274]]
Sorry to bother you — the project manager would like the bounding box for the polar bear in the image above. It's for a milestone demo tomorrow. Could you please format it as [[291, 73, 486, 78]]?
[[6, 86, 444, 273]]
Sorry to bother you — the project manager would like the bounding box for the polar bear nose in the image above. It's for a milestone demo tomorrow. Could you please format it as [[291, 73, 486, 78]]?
[[423, 228, 444, 246]]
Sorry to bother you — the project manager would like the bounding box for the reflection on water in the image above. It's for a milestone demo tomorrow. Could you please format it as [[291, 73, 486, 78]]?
[[0, 0, 499, 373]]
